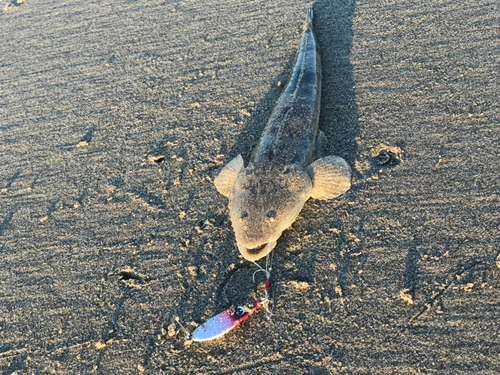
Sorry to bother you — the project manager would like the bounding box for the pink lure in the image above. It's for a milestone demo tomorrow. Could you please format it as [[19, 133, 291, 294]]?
[[191, 299, 263, 341]]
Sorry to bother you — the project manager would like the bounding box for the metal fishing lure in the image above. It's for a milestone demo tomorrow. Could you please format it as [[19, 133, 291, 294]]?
[[175, 298, 267, 342], [191, 299, 266, 341], [174, 231, 274, 342]]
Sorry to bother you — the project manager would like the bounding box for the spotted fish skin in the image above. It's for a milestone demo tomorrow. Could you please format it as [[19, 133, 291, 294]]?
[[252, 8, 321, 170], [214, 8, 352, 261]]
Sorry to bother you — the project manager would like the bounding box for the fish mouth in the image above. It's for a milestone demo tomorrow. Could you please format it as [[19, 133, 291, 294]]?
[[247, 243, 267, 254], [237, 240, 277, 262]]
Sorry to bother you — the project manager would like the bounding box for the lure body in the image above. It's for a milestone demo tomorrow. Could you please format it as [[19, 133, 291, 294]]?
[[191, 299, 263, 341]]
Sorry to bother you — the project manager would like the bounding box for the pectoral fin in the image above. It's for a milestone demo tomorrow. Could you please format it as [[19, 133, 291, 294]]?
[[307, 155, 351, 200], [214, 155, 244, 198]]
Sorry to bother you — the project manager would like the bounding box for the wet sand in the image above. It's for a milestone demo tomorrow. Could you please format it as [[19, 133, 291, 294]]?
[[1, 0, 499, 373]]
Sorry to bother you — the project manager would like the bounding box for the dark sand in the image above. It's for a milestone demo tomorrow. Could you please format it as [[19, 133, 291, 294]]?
[[1, 0, 499, 373]]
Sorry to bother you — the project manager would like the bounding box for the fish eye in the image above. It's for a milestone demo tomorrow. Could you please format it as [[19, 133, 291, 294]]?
[[239, 211, 248, 222], [266, 210, 276, 222]]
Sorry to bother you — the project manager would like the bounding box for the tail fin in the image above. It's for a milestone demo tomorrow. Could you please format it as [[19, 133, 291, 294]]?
[[306, 6, 314, 31]]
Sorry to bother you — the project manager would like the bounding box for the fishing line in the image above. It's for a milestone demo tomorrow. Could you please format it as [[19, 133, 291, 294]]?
[[263, 247, 274, 320], [251, 243, 275, 320], [251, 261, 268, 280]]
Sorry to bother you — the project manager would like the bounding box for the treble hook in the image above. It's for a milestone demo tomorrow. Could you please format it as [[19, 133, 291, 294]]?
[[173, 316, 195, 340]]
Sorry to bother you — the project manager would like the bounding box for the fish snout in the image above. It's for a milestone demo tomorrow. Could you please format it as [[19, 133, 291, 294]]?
[[235, 230, 267, 249]]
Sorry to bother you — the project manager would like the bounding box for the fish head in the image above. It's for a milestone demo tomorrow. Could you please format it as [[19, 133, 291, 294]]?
[[229, 164, 312, 261]]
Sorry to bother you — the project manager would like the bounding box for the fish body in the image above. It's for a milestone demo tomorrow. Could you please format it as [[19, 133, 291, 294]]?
[[214, 8, 351, 261], [252, 10, 321, 171]]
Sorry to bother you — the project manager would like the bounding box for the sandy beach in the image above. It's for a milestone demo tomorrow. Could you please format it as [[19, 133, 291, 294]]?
[[1, 0, 499, 373]]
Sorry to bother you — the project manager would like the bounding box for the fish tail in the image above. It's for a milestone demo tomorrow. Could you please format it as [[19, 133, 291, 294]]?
[[306, 6, 314, 31]]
